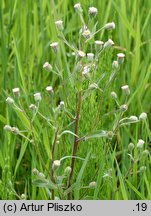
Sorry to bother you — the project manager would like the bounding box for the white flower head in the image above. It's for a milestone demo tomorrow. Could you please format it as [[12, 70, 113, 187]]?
[[82, 29, 91, 39], [55, 20, 63, 31], [139, 112, 147, 121], [11, 127, 20, 135], [112, 61, 119, 70], [6, 97, 14, 105], [129, 116, 138, 121], [120, 104, 128, 112], [137, 139, 145, 148], [95, 40, 104, 50], [46, 86, 53, 93], [88, 7, 98, 16], [43, 62, 52, 71], [82, 66, 90, 76], [34, 92, 42, 102], [104, 22, 115, 29], [12, 87, 20, 96], [50, 42, 58, 52], [74, 3, 83, 13], [87, 53, 94, 61], [29, 104, 37, 110], [117, 53, 125, 64], [121, 85, 130, 95]]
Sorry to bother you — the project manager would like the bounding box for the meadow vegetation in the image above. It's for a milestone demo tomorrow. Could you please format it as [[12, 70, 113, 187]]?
[[0, 0, 151, 200]]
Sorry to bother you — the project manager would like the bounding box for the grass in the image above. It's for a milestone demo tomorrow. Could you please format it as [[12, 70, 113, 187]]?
[[0, 0, 151, 200]]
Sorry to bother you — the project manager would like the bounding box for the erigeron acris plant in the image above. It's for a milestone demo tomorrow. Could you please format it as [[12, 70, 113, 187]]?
[[4, 3, 148, 200]]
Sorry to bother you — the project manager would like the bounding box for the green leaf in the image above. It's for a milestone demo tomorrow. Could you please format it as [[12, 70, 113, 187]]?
[[85, 130, 108, 140]]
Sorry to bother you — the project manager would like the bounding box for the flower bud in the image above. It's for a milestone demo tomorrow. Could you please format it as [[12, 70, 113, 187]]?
[[12, 87, 20, 96], [128, 142, 135, 151], [107, 131, 114, 139], [82, 29, 91, 39], [59, 101, 65, 110], [88, 7, 98, 16], [74, 3, 83, 13], [32, 168, 39, 175], [117, 53, 125, 64], [129, 116, 138, 121], [77, 50, 86, 58], [139, 112, 147, 121], [6, 97, 14, 105], [87, 53, 94, 61], [139, 166, 146, 173], [112, 61, 119, 70], [50, 42, 58, 52], [137, 139, 145, 149], [142, 149, 149, 157], [34, 92, 42, 102], [46, 86, 53, 93], [52, 160, 61, 170], [104, 22, 115, 29], [89, 181, 96, 188], [29, 104, 37, 110], [11, 127, 20, 135], [120, 104, 128, 112], [89, 83, 98, 89], [38, 172, 45, 179], [55, 20, 63, 31], [104, 39, 114, 49], [4, 125, 12, 132], [21, 194, 26, 200], [43, 62, 52, 71], [121, 85, 130, 95], [64, 166, 72, 175], [111, 91, 117, 99]]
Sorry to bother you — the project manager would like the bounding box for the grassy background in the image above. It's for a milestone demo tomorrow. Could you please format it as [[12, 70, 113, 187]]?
[[0, 0, 151, 200]]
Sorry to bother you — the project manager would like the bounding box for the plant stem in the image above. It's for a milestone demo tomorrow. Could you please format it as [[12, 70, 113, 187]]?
[[51, 127, 59, 200], [67, 91, 82, 199]]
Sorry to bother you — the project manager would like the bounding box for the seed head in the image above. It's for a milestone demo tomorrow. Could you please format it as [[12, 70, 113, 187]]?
[[104, 39, 114, 49], [104, 22, 115, 29], [43, 62, 52, 71], [6, 97, 14, 105], [88, 7, 98, 16], [55, 20, 63, 31], [12, 87, 20, 96], [4, 125, 12, 132], [121, 85, 130, 96], [34, 92, 42, 102], [137, 139, 145, 149], [139, 112, 147, 121]]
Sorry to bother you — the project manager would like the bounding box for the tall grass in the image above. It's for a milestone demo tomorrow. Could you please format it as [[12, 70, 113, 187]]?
[[0, 0, 151, 200]]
